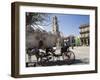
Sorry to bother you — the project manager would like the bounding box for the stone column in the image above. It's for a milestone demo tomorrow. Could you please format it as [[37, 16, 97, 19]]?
[[86, 39, 88, 46], [55, 38, 61, 55]]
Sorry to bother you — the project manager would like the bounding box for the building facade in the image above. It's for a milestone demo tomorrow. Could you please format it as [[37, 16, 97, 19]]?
[[64, 35, 75, 46], [79, 24, 89, 46]]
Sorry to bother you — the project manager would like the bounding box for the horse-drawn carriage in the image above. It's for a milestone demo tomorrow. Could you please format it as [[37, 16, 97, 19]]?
[[27, 44, 75, 66]]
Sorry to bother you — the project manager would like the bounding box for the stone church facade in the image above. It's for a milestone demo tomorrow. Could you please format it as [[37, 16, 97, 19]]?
[[26, 16, 63, 49]]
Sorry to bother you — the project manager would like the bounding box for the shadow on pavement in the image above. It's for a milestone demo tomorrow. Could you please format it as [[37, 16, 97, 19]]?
[[26, 59, 89, 67]]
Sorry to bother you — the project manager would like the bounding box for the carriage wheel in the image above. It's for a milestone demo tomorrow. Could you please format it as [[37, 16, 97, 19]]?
[[63, 51, 75, 65]]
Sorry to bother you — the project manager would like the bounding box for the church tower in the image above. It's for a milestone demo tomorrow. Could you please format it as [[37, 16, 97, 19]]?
[[52, 16, 60, 36]]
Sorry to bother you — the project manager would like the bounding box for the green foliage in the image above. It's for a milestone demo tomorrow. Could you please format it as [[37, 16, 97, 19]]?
[[75, 37, 81, 46]]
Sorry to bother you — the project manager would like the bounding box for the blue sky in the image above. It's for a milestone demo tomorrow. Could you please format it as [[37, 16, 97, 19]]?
[[44, 13, 89, 36]]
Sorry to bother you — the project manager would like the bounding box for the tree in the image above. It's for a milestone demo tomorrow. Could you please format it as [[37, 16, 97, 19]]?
[[26, 12, 50, 27]]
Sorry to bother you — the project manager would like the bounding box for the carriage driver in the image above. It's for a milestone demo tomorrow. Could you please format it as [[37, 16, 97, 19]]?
[[63, 39, 70, 51]]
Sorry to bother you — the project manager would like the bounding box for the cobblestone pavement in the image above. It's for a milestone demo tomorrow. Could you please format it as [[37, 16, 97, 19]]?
[[69, 46, 89, 64]]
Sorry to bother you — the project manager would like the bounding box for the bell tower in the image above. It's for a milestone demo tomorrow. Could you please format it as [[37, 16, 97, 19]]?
[[52, 16, 60, 36]]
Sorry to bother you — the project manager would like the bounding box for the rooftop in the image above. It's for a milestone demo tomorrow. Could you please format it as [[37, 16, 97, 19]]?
[[79, 24, 89, 29]]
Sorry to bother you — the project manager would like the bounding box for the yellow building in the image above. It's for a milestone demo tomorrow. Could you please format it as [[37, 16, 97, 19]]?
[[79, 24, 89, 46]]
